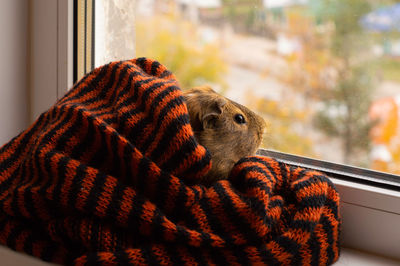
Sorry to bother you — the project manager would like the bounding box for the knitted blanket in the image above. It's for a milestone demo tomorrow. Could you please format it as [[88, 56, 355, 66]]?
[[0, 58, 340, 265]]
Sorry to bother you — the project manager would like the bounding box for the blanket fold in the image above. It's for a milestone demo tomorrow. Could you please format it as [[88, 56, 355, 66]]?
[[0, 58, 340, 265]]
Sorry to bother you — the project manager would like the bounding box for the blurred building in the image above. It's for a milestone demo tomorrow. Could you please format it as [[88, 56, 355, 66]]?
[[176, 0, 222, 24], [263, 0, 308, 9]]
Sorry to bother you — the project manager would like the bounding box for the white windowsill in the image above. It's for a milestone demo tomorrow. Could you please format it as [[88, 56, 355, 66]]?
[[335, 248, 400, 266], [0, 245, 399, 266]]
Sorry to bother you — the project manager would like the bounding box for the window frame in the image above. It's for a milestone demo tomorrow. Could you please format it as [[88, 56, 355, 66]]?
[[31, 0, 400, 261], [73, 0, 95, 83], [29, 0, 73, 121]]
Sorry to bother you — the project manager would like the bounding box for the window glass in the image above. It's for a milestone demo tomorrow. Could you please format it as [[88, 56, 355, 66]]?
[[94, 0, 135, 68], [95, 0, 400, 178]]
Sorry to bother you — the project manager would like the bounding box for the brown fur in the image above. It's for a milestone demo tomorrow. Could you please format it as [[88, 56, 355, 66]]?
[[183, 86, 266, 185]]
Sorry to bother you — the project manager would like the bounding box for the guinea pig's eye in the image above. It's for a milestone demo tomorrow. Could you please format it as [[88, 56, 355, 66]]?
[[234, 114, 246, 124]]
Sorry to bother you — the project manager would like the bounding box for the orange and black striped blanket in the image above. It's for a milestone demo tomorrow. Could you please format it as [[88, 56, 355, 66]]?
[[0, 58, 340, 265]]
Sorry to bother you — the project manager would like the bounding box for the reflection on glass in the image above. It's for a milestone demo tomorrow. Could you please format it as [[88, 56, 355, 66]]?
[[96, 0, 400, 176]]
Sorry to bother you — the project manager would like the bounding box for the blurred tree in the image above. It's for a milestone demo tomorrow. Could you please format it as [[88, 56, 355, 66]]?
[[278, 8, 338, 160], [250, 94, 315, 156], [282, 9, 333, 103], [310, 0, 376, 165], [135, 14, 226, 89], [314, 66, 375, 164], [221, 0, 272, 36]]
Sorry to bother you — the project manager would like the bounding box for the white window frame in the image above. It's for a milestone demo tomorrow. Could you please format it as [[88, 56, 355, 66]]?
[[30, 0, 400, 261], [29, 0, 73, 121]]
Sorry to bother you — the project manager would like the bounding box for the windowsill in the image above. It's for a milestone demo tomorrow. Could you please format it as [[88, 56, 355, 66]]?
[[0, 245, 57, 266], [336, 248, 400, 266], [0, 245, 399, 266]]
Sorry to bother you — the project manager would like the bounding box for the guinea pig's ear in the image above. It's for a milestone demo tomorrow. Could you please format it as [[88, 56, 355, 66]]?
[[192, 85, 215, 94], [202, 113, 219, 129], [202, 97, 227, 129]]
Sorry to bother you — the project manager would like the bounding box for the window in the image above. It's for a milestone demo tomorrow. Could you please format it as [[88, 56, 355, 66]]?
[[92, 0, 400, 180], [88, 0, 400, 260], [74, 0, 95, 81]]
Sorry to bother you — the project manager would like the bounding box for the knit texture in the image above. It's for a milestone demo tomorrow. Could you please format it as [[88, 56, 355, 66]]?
[[0, 58, 340, 265]]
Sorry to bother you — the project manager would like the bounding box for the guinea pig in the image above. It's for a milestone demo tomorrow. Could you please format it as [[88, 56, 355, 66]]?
[[183, 85, 266, 185]]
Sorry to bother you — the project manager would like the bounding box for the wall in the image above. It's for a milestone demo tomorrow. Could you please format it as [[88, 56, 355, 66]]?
[[29, 0, 58, 122], [29, 0, 73, 121], [0, 0, 29, 146], [0, 1, 103, 264]]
